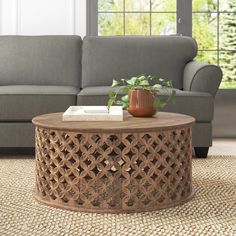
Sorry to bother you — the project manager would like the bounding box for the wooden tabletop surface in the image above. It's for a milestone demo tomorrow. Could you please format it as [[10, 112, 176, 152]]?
[[32, 111, 195, 133]]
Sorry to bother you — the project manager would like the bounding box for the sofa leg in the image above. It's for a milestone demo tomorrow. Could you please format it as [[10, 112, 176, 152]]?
[[194, 147, 209, 158]]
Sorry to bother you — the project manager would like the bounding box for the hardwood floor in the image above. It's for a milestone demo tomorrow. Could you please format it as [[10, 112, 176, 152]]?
[[209, 138, 236, 156]]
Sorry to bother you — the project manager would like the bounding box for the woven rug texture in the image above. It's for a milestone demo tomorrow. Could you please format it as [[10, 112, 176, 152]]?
[[0, 156, 235, 236]]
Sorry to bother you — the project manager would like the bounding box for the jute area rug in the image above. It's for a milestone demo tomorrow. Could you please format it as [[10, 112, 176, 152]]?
[[0, 156, 235, 236]]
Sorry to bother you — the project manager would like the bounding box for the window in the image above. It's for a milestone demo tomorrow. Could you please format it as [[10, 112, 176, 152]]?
[[98, 0, 177, 36], [193, 0, 236, 88], [89, 0, 236, 88]]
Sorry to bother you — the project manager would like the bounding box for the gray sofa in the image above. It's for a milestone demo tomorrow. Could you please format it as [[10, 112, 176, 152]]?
[[0, 35, 222, 157]]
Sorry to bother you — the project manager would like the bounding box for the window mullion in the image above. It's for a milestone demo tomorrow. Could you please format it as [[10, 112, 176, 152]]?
[[150, 0, 152, 35], [177, 0, 192, 36], [123, 0, 126, 35], [86, 0, 98, 36]]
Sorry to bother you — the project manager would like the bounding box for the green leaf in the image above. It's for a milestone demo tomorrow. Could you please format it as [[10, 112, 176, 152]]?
[[107, 90, 117, 109], [108, 98, 114, 109], [121, 95, 129, 102], [120, 95, 129, 108], [166, 81, 173, 87], [126, 77, 138, 85], [108, 90, 116, 98], [170, 90, 176, 104], [115, 100, 128, 109], [121, 86, 130, 93], [112, 79, 120, 87], [138, 75, 146, 80], [139, 80, 149, 86], [152, 84, 162, 90]]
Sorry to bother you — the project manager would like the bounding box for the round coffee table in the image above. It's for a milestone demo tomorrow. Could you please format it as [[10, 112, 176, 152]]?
[[32, 112, 195, 213]]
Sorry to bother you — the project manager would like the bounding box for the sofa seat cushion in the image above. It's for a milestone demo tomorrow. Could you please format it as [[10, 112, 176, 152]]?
[[0, 85, 78, 121], [77, 86, 214, 122]]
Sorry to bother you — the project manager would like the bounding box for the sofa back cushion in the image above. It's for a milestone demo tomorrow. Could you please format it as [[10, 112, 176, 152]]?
[[82, 36, 197, 89], [0, 36, 82, 87]]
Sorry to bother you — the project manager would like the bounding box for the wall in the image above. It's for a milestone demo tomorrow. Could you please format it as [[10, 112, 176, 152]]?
[[0, 0, 86, 36]]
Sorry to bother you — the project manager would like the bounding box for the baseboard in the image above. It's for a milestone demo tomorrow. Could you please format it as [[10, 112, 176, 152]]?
[[0, 147, 35, 156]]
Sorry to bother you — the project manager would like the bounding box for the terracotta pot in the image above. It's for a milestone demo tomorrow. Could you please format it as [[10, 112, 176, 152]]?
[[128, 89, 157, 117]]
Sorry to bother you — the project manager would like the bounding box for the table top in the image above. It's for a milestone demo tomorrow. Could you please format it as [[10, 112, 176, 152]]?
[[32, 111, 195, 133]]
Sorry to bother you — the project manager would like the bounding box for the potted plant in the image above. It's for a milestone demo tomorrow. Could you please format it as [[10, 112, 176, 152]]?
[[108, 75, 176, 117]]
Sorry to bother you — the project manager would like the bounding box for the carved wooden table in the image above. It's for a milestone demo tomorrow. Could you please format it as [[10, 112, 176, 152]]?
[[32, 112, 195, 213]]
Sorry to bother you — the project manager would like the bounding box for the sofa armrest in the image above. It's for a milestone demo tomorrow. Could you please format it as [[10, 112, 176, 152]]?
[[183, 61, 222, 97]]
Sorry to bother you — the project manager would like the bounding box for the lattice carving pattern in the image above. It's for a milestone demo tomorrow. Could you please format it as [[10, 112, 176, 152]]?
[[35, 126, 193, 213]]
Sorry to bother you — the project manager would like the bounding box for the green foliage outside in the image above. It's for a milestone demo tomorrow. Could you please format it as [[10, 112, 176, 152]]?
[[220, 81, 236, 89], [220, 0, 236, 86], [98, 0, 236, 88], [98, 0, 176, 35]]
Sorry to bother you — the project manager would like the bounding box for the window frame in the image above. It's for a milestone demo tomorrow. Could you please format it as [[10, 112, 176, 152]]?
[[87, 0, 192, 37], [87, 0, 98, 36]]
